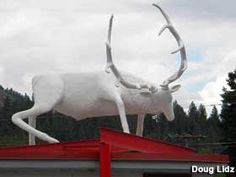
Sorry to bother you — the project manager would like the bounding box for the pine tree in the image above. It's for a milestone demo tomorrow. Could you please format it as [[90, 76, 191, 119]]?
[[198, 104, 207, 135], [188, 102, 200, 135], [0, 96, 12, 134], [221, 70, 236, 141], [220, 69, 236, 174], [210, 106, 221, 128], [169, 101, 188, 135], [207, 106, 221, 143]]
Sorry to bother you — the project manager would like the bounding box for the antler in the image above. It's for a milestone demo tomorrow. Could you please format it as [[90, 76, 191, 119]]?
[[105, 15, 157, 93], [153, 4, 188, 87]]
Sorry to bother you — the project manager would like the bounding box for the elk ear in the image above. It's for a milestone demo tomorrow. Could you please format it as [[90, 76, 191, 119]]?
[[170, 84, 181, 93]]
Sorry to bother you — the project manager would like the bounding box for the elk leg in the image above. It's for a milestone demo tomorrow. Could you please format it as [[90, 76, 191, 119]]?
[[136, 113, 145, 136], [12, 106, 59, 143], [28, 116, 36, 145], [114, 97, 130, 133]]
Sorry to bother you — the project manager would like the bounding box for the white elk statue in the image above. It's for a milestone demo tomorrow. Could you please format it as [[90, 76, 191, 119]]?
[[12, 4, 187, 145]]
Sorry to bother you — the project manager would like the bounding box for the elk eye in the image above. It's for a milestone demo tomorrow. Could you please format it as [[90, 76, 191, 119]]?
[[140, 91, 152, 97]]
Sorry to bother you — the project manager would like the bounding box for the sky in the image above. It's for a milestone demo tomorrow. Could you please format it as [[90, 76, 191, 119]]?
[[0, 0, 235, 116]]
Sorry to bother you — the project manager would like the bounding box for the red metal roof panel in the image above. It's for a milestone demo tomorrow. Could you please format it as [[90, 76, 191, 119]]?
[[0, 128, 229, 163]]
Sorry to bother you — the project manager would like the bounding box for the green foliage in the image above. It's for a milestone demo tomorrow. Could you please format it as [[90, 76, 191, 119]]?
[[207, 106, 222, 143], [0, 87, 33, 142], [188, 102, 200, 135], [221, 70, 236, 142], [198, 104, 207, 133], [0, 135, 27, 147], [220, 69, 236, 175], [170, 101, 188, 135]]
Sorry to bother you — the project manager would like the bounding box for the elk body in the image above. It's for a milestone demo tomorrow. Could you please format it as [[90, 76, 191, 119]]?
[[12, 4, 187, 145]]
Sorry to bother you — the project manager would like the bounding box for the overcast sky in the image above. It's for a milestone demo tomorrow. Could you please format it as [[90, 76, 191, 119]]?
[[0, 0, 235, 115]]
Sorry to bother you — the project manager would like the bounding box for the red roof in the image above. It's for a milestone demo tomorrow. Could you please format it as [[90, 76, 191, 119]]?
[[0, 128, 229, 163]]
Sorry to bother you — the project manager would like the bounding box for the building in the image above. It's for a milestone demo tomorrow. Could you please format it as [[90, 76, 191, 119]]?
[[0, 128, 229, 177]]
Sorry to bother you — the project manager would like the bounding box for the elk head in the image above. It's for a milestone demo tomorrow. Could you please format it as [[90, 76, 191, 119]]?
[[105, 4, 188, 121]]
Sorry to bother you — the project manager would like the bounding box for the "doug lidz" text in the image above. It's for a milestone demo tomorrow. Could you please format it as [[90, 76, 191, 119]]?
[[191, 165, 235, 175]]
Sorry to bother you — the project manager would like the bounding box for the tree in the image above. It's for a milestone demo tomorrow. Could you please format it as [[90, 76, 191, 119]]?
[[207, 106, 221, 143], [220, 69, 236, 175], [187, 102, 200, 135], [221, 70, 236, 141], [144, 114, 163, 139], [169, 101, 188, 135], [198, 104, 207, 135]]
